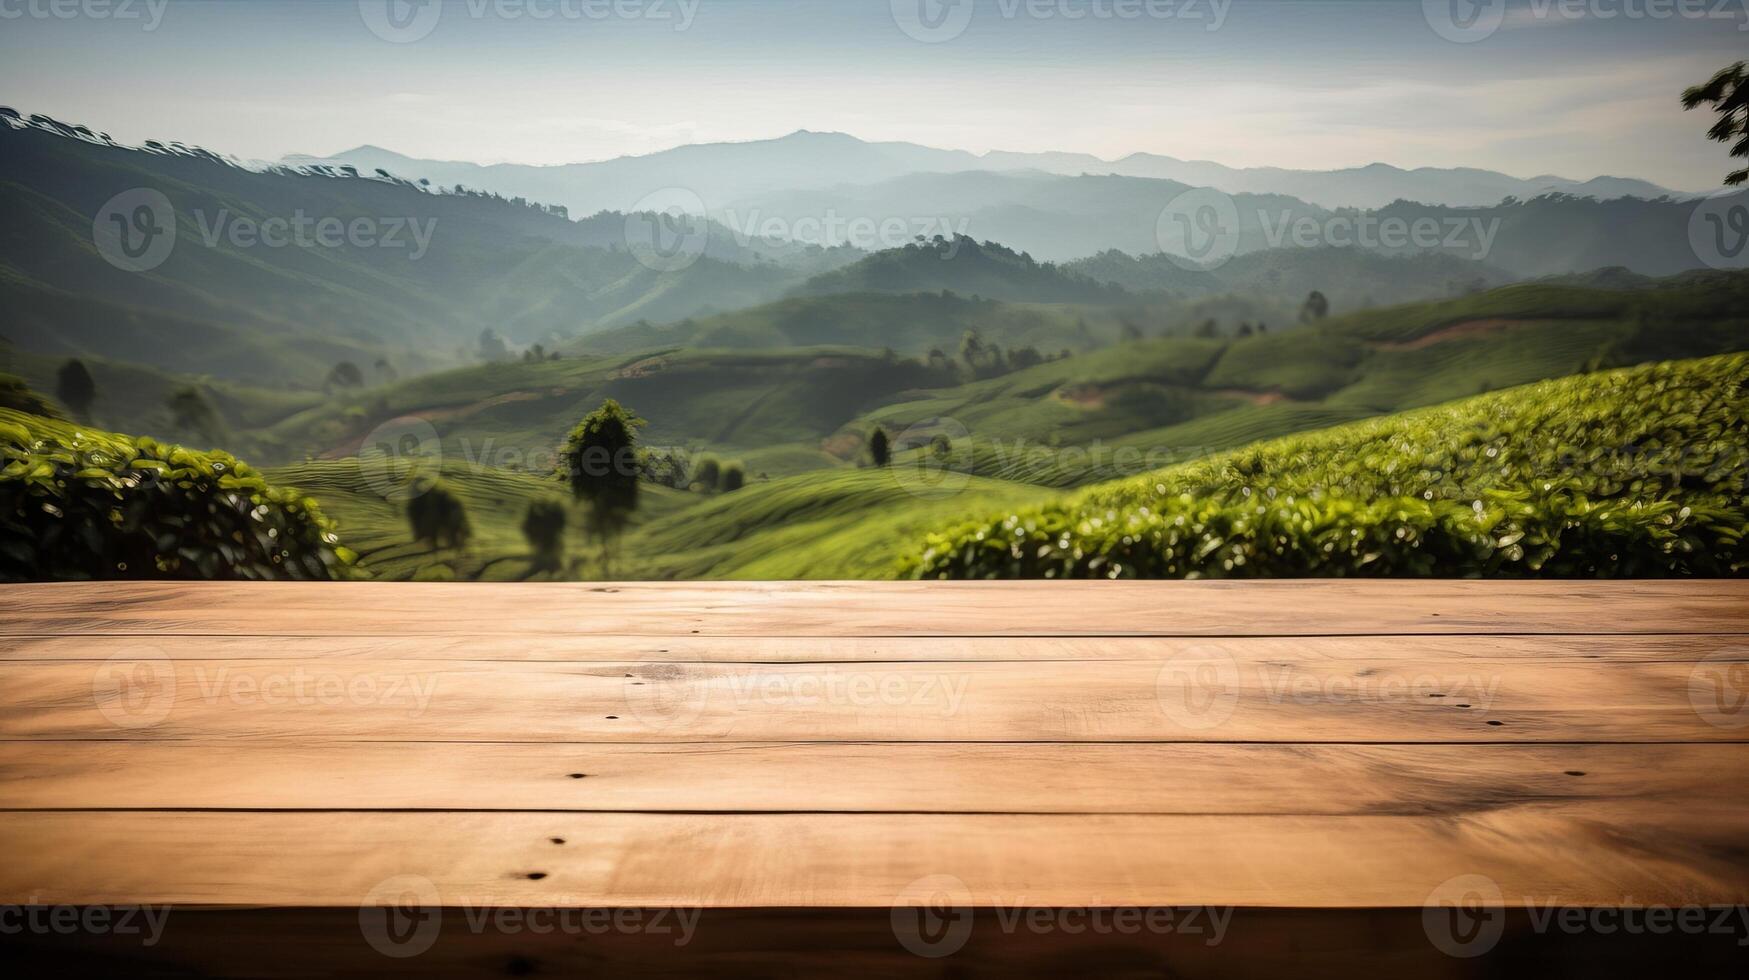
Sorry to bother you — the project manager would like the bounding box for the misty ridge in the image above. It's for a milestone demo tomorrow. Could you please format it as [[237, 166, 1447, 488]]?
[[6, 107, 1739, 389]]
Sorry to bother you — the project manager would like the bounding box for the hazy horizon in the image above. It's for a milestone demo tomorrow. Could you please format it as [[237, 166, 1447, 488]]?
[[2, 0, 1745, 191]]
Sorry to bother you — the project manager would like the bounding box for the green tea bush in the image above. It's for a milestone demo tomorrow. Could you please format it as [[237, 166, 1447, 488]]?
[[906, 354, 1749, 579], [0, 408, 355, 581]]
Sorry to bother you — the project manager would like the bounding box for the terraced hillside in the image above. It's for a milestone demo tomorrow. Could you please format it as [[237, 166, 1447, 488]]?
[[907, 354, 1749, 580]]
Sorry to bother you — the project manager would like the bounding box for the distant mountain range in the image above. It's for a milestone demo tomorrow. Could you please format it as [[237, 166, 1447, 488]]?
[[289, 129, 1694, 219]]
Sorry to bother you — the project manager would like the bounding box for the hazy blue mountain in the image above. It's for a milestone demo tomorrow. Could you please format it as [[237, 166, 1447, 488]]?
[[0, 120, 818, 384], [292, 130, 1690, 218]]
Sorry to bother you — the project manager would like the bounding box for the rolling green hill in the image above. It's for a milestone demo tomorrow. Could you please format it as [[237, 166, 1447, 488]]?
[[907, 353, 1749, 580], [793, 236, 1133, 304], [848, 271, 1749, 487]]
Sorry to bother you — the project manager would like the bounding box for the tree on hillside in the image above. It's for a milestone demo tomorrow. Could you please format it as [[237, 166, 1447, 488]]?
[[325, 361, 364, 392], [870, 427, 891, 467], [720, 462, 746, 492], [562, 399, 644, 572], [521, 497, 568, 573], [1683, 61, 1749, 186], [478, 328, 510, 362], [55, 359, 95, 422], [165, 386, 225, 446], [692, 456, 721, 492], [407, 479, 471, 550], [1300, 291, 1330, 323], [958, 329, 985, 371], [373, 358, 398, 383]]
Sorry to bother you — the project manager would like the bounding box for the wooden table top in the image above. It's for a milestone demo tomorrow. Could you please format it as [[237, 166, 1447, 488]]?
[[3, 580, 1747, 974]]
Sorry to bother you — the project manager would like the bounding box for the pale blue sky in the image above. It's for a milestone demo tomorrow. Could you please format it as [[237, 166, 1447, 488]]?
[[2, 0, 1743, 189]]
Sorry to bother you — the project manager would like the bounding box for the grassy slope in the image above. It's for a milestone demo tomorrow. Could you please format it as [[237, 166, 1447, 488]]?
[[270, 458, 1050, 581], [848, 272, 1749, 487]]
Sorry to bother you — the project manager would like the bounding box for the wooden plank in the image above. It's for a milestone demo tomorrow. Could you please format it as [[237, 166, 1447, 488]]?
[[7, 657, 1742, 742], [4, 581, 1746, 636], [4, 741, 1745, 814], [3, 807, 1746, 907], [5, 633, 1742, 663]]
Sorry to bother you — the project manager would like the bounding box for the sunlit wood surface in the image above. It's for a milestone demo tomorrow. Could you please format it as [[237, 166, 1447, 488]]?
[[2, 580, 1747, 976]]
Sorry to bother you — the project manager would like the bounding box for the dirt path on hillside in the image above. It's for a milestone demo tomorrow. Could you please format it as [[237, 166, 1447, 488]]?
[[1370, 318, 1521, 351]]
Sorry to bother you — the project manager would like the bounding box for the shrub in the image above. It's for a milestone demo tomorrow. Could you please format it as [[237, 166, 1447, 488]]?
[[692, 455, 721, 492], [906, 354, 1749, 579], [720, 462, 746, 492], [521, 496, 568, 572], [0, 408, 355, 581], [406, 478, 471, 550]]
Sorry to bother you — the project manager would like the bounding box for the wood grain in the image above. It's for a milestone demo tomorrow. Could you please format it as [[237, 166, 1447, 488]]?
[[5, 580, 1747, 636], [7, 656, 1742, 742], [4, 741, 1744, 814], [4, 806, 1746, 907]]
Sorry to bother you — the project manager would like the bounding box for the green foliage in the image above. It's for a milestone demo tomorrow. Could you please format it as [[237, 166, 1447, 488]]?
[[906, 355, 1749, 580], [564, 399, 645, 543], [1683, 61, 1749, 186], [325, 362, 365, 391], [692, 455, 722, 492], [720, 462, 746, 492], [406, 478, 471, 550], [870, 427, 891, 467], [0, 408, 354, 581], [521, 497, 568, 572]]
